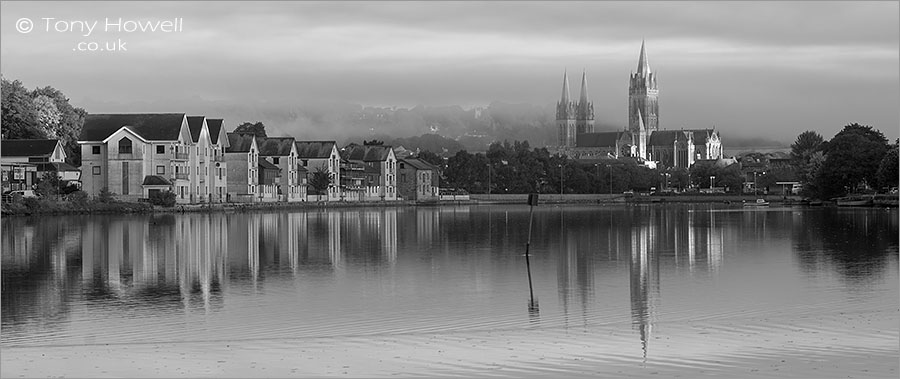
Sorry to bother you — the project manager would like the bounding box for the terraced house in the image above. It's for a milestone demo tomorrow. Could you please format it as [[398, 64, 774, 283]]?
[[257, 136, 305, 202], [295, 141, 342, 201], [78, 113, 229, 203], [342, 143, 398, 201]]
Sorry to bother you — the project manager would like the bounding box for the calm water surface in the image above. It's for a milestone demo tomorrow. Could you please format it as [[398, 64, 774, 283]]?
[[2, 204, 898, 377]]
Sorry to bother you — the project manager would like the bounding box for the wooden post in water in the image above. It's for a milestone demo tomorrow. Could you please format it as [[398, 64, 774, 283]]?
[[525, 193, 538, 310]]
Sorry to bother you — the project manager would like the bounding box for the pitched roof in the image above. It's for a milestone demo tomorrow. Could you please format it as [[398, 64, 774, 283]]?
[[142, 175, 172, 186], [258, 159, 280, 170], [344, 144, 393, 162], [80, 113, 186, 141], [206, 119, 224, 144], [295, 141, 336, 158], [256, 137, 296, 156], [186, 116, 205, 142], [1, 139, 59, 157], [576, 132, 630, 148], [684, 129, 715, 145], [648, 130, 690, 146], [225, 133, 255, 153], [400, 158, 438, 171]]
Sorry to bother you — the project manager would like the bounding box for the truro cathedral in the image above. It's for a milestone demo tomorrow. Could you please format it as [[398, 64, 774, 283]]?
[[556, 41, 723, 169]]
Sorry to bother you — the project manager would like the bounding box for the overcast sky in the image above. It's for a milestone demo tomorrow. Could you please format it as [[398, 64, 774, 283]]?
[[2, 1, 897, 142]]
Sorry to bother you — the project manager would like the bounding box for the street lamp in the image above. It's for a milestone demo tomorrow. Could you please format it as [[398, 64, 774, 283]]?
[[594, 163, 600, 195]]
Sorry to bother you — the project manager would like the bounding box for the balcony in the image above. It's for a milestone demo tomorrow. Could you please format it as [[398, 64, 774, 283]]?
[[213, 155, 226, 162], [173, 152, 189, 161], [174, 173, 189, 180]]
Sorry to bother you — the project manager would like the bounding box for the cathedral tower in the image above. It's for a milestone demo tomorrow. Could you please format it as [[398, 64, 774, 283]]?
[[557, 70, 577, 148], [576, 70, 594, 135], [629, 40, 658, 159]]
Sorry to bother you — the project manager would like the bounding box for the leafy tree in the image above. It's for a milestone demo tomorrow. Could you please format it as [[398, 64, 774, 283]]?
[[819, 123, 889, 198], [31, 86, 88, 166], [1, 77, 42, 139], [233, 121, 267, 137], [35, 171, 60, 198], [875, 146, 898, 191], [790, 130, 825, 189], [308, 165, 333, 200], [363, 139, 384, 146]]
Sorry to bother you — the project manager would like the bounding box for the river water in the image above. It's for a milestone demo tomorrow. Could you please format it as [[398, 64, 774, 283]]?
[[2, 204, 897, 377]]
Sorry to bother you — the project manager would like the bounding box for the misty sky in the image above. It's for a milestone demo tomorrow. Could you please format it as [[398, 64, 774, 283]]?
[[1, 1, 898, 143]]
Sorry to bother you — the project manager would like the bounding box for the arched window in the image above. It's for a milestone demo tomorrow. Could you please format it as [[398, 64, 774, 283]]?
[[118, 137, 133, 154]]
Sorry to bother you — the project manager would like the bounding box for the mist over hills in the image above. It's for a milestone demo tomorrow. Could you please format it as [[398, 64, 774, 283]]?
[[81, 96, 788, 154]]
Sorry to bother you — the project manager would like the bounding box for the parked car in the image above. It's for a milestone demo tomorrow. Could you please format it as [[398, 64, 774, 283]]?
[[2, 190, 38, 202]]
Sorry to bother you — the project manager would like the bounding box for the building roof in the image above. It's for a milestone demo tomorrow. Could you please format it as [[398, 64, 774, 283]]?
[[683, 129, 715, 146], [295, 141, 336, 158], [400, 158, 438, 171], [257, 137, 296, 157], [225, 133, 255, 153], [206, 119, 224, 144], [576, 132, 630, 148], [186, 116, 205, 142], [1, 139, 59, 158], [142, 175, 172, 186], [344, 144, 393, 162], [80, 113, 186, 141], [648, 130, 690, 146], [258, 159, 280, 171]]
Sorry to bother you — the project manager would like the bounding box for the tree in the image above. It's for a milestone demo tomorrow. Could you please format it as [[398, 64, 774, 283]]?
[[819, 123, 889, 198], [875, 146, 898, 191], [308, 165, 332, 201], [35, 171, 60, 198], [790, 130, 825, 188], [1, 77, 42, 140], [31, 85, 88, 166], [233, 121, 267, 137]]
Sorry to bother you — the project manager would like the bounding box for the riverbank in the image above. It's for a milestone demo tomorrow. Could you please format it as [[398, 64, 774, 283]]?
[[0, 198, 424, 217], [4, 193, 895, 217]]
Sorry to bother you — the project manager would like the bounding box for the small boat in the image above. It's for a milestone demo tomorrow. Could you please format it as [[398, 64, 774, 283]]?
[[743, 198, 770, 207], [835, 195, 873, 207]]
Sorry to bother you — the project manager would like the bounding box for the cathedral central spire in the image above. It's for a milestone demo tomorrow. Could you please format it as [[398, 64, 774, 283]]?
[[561, 70, 571, 103], [637, 39, 651, 76], [579, 70, 589, 104]]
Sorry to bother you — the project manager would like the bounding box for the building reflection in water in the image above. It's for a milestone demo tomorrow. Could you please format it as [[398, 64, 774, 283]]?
[[551, 206, 726, 361]]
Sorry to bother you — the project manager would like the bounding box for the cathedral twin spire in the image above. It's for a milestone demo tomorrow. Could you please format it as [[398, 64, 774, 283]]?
[[557, 69, 593, 121]]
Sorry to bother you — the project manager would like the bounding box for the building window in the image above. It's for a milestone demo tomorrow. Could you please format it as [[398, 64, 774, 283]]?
[[118, 138, 132, 154], [157, 165, 165, 175], [92, 146, 101, 155], [92, 166, 101, 175], [157, 145, 165, 154], [273, 157, 280, 165]]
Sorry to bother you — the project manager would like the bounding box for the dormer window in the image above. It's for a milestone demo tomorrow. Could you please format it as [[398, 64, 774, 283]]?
[[118, 138, 133, 154]]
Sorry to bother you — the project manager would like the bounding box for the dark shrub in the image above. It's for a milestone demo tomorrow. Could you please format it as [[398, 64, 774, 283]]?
[[149, 191, 177, 207], [98, 187, 115, 203]]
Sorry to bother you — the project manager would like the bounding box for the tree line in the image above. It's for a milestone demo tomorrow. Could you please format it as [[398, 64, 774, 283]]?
[[790, 123, 897, 199]]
